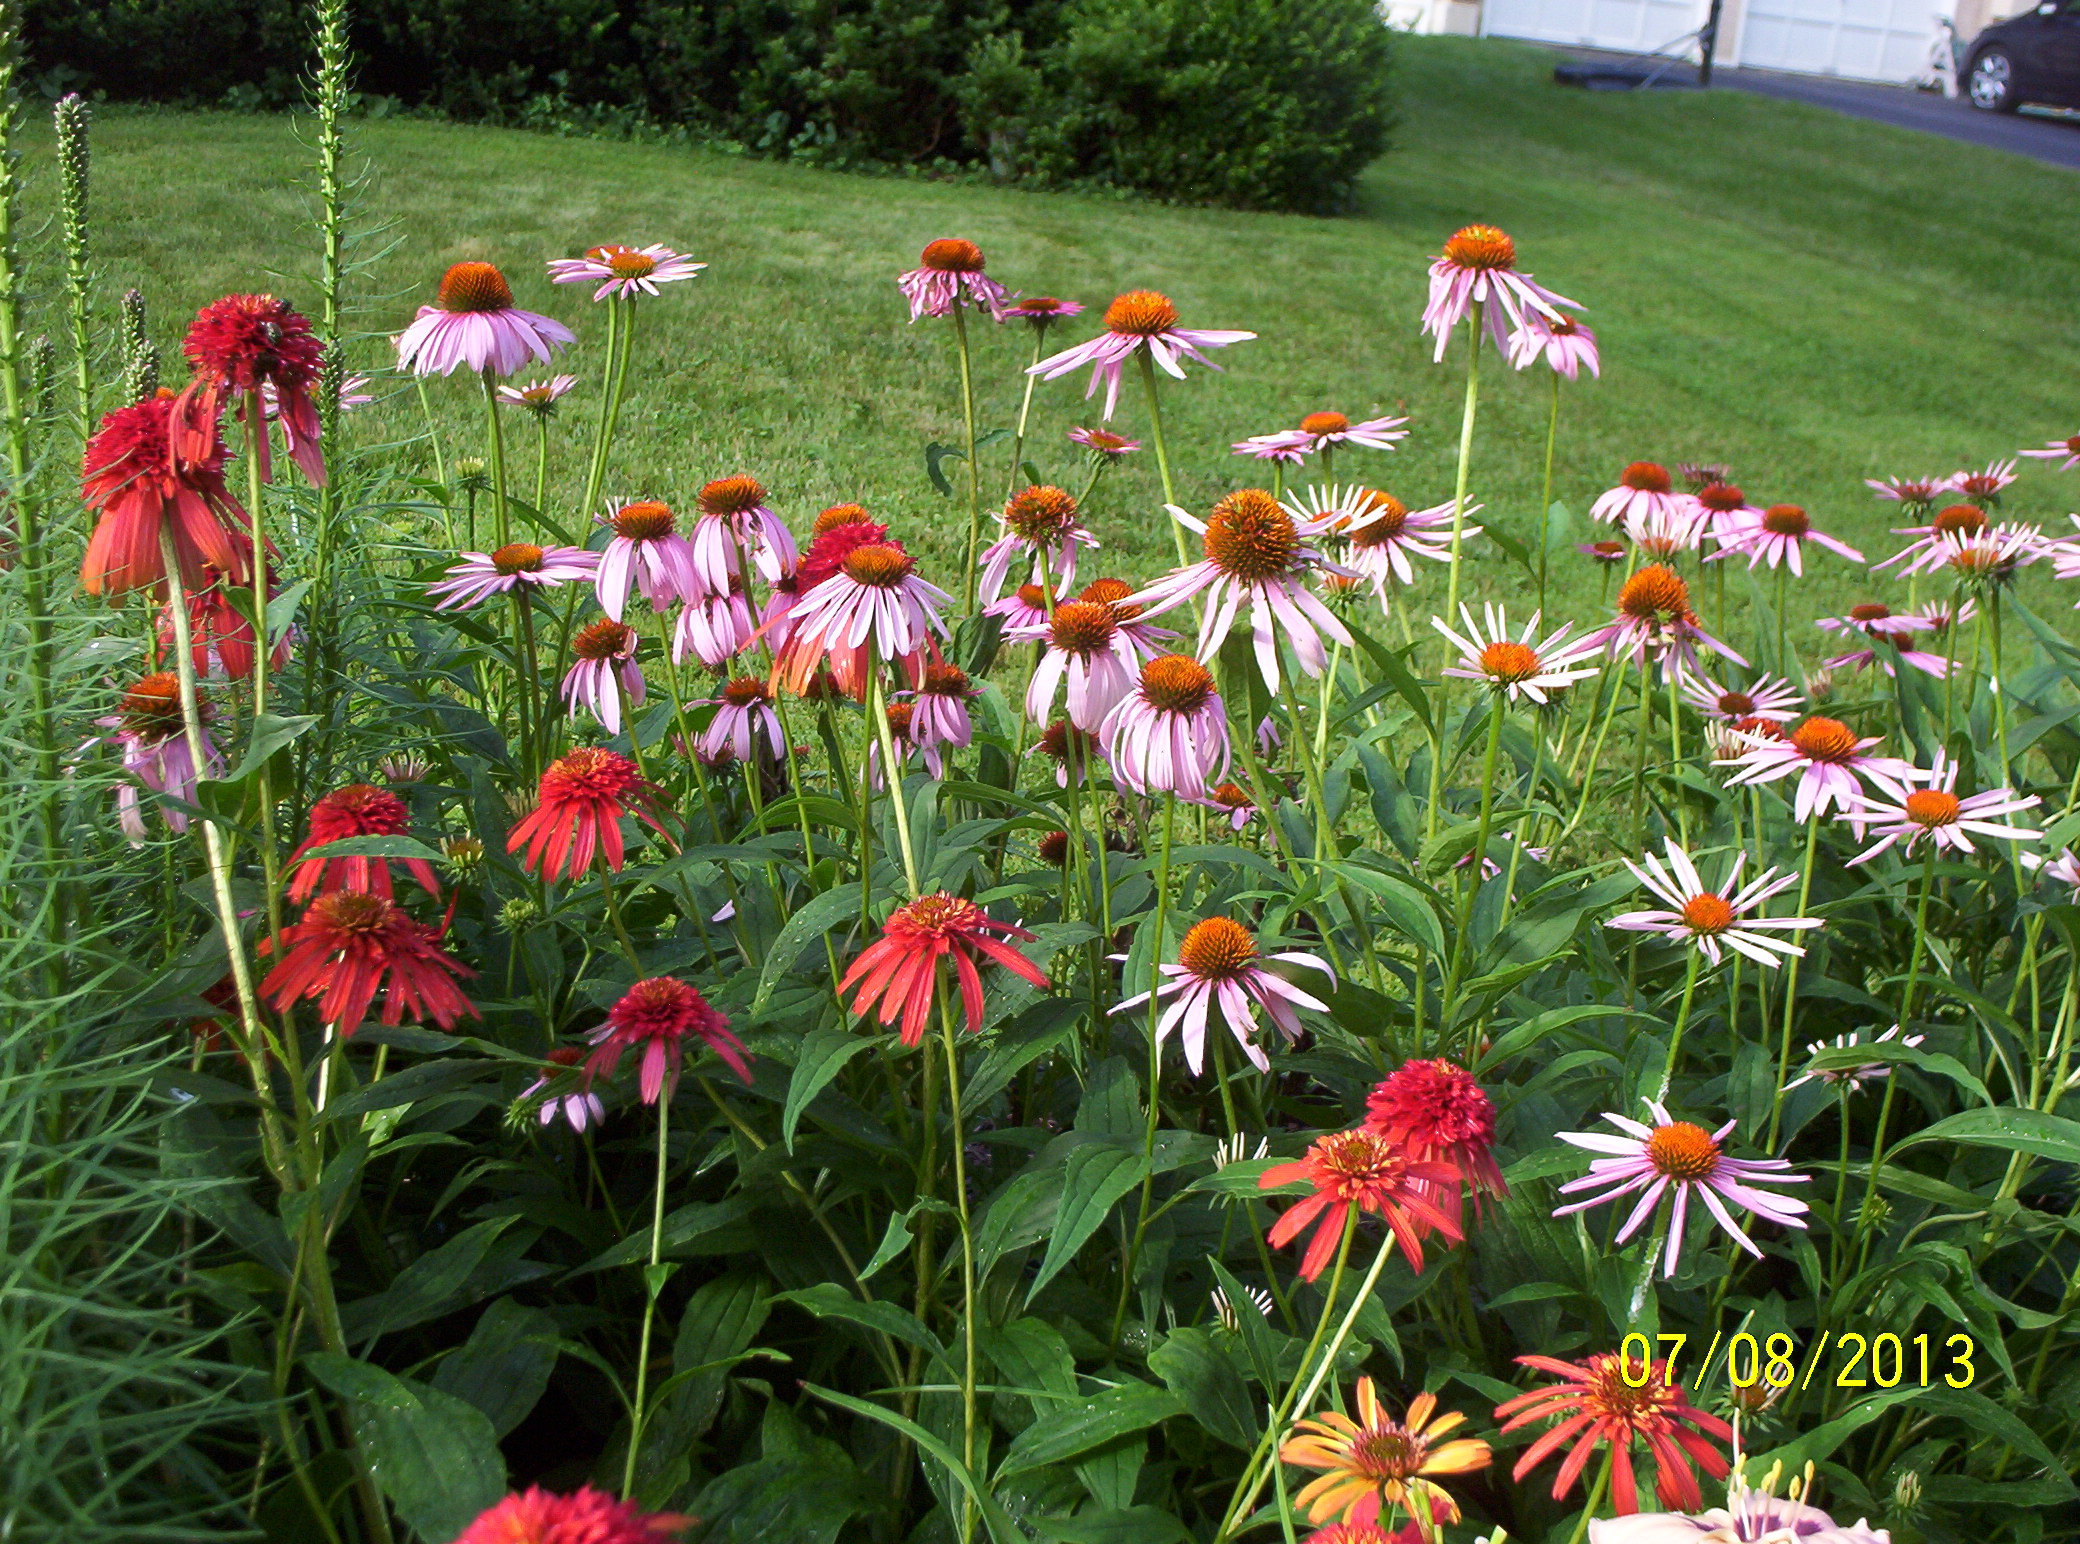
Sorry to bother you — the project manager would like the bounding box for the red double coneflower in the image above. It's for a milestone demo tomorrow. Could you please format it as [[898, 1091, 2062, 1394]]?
[[1259, 1127, 1463, 1282], [260, 891, 476, 1034], [583, 977, 750, 1103], [507, 748, 671, 881], [176, 292, 328, 484], [841, 892, 1049, 1045], [80, 390, 249, 597], [453, 1485, 689, 1544], [286, 783, 441, 904], [1363, 1059, 1508, 1214]]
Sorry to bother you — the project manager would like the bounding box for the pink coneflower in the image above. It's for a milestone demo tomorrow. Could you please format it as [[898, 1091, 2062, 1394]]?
[[1581, 539, 1629, 564], [1508, 310, 1601, 379], [454, 1485, 688, 1544], [983, 579, 1057, 632], [897, 238, 1009, 320], [1625, 501, 1708, 561], [507, 747, 671, 880], [1200, 780, 1259, 831], [997, 294, 1083, 330], [1784, 1025, 1926, 1094], [1495, 1353, 1732, 1514], [1112, 915, 1332, 1075], [1815, 601, 1952, 679], [1077, 576, 1174, 656], [2020, 433, 2080, 472], [99, 671, 218, 842], [1874, 501, 1988, 575], [427, 541, 597, 611], [80, 390, 250, 597], [1713, 503, 1862, 575], [562, 618, 644, 735], [1232, 429, 1310, 465], [1365, 1058, 1508, 1207], [1692, 483, 1759, 552], [1313, 486, 1468, 593], [1098, 653, 1232, 801], [177, 292, 328, 484], [1038, 718, 1100, 788], [1840, 751, 2038, 864], [1588, 1476, 1890, 1544], [1029, 289, 1254, 419], [841, 892, 1049, 1044], [396, 261, 574, 377], [1946, 457, 2017, 506], [1591, 463, 1690, 528], [1585, 565, 1745, 680], [865, 700, 921, 788], [1607, 841, 1819, 968], [1234, 410, 1410, 464], [547, 242, 704, 301], [771, 539, 951, 699], [979, 484, 1097, 601], [1866, 473, 1949, 513], [1720, 715, 1922, 820], [1259, 1126, 1460, 1281], [897, 662, 977, 776], [521, 1046, 606, 1132], [1422, 223, 1577, 363], [1069, 425, 1140, 458], [286, 783, 440, 904], [698, 677, 785, 763], [1127, 489, 1352, 693], [1434, 604, 1600, 705], [261, 891, 477, 1034], [595, 499, 698, 619], [694, 474, 796, 588], [584, 977, 748, 1102], [1678, 672, 1800, 724], [1936, 521, 2045, 587], [673, 581, 758, 669], [497, 374, 578, 417], [1014, 599, 1141, 731], [2024, 847, 2080, 896], [1555, 1101, 1810, 1278], [263, 372, 372, 421]]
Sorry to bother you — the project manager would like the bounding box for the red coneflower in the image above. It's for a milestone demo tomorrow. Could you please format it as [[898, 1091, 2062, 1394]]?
[[155, 572, 288, 681], [453, 1485, 689, 1544], [793, 515, 894, 593], [1363, 1059, 1507, 1209], [1259, 1127, 1462, 1282], [176, 292, 327, 484], [286, 782, 440, 904], [584, 977, 749, 1103], [260, 891, 476, 1034], [841, 892, 1049, 1045], [80, 390, 249, 597], [1493, 1352, 1733, 1514], [507, 748, 671, 881]]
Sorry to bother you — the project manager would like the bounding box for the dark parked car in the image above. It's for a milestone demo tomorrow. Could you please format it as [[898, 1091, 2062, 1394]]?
[[1966, 1, 2080, 112]]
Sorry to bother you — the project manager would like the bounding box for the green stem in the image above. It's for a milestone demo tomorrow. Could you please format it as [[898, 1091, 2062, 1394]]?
[[1537, 366, 1561, 622], [1007, 327, 1045, 497], [1656, 947, 1704, 1102], [1428, 302, 1483, 842], [415, 375, 447, 493], [1112, 792, 1176, 1351], [1854, 844, 1936, 1243], [952, 302, 984, 614], [1563, 1451, 1615, 1544], [583, 294, 628, 515], [621, 1090, 671, 1499], [869, 669, 921, 895], [534, 411, 550, 510], [244, 388, 286, 951], [1767, 813, 1826, 1150], [937, 988, 980, 1541], [1137, 352, 1189, 568]]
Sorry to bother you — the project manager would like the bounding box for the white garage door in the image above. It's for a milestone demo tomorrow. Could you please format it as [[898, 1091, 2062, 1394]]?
[[1482, 0, 1708, 53], [1735, 0, 1945, 81]]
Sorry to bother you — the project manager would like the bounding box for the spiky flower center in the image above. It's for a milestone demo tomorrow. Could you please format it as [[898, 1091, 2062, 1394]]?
[[842, 544, 916, 588], [1141, 654, 1215, 714], [1079, 429, 1133, 452], [1717, 690, 1755, 716], [1016, 295, 1067, 314], [1478, 640, 1541, 683], [1646, 1121, 1722, 1181], [1204, 489, 1300, 581], [588, 244, 657, 279], [892, 891, 984, 936], [1789, 716, 1860, 763], [922, 663, 971, 696], [1015, 582, 1050, 611], [1580, 1353, 1680, 1423], [611, 976, 704, 1041], [2066, 435, 2080, 454], [1038, 719, 1092, 763], [1442, 224, 1516, 270], [307, 889, 395, 937], [1347, 1424, 1430, 1483], [1047, 600, 1118, 655], [1621, 462, 1672, 494], [700, 475, 766, 517], [1349, 491, 1408, 545], [1733, 715, 1784, 740], [436, 261, 514, 313], [1309, 1128, 1408, 1195], [815, 503, 872, 534], [1697, 482, 1746, 513], [1618, 565, 1691, 623], [1211, 781, 1252, 810], [611, 500, 675, 540], [1079, 577, 1134, 609], [883, 702, 915, 739], [571, 619, 636, 661], [309, 783, 409, 840], [120, 671, 185, 738], [1300, 411, 1350, 437], [919, 238, 985, 273], [1587, 540, 1627, 560], [1004, 485, 1080, 541], [491, 542, 545, 575], [1933, 504, 1985, 537], [1680, 892, 1735, 935], [1038, 830, 1070, 864], [721, 677, 769, 707], [1178, 917, 1257, 980], [1104, 290, 1179, 337], [543, 746, 642, 804], [1849, 603, 1892, 623], [1904, 789, 1961, 828], [1762, 504, 1811, 538]]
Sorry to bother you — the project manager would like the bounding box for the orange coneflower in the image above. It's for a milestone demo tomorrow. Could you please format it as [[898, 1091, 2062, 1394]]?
[[1494, 1352, 1732, 1514], [1282, 1380, 1491, 1532], [80, 390, 250, 598], [1259, 1127, 1461, 1282]]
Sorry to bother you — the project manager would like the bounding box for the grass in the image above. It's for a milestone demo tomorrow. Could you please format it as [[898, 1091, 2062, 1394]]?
[[31, 35, 2080, 623]]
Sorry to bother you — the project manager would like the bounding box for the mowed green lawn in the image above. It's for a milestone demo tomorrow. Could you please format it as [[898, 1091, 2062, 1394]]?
[[37, 36, 2080, 629]]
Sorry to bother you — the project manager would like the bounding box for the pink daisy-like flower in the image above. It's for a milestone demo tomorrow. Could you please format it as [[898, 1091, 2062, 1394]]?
[[496, 374, 578, 417], [1607, 841, 1819, 969], [1111, 915, 1333, 1075], [1591, 463, 1691, 528], [594, 499, 698, 620], [898, 238, 1010, 320], [1030, 289, 1254, 419], [1946, 457, 2017, 506], [1694, 482, 1761, 553], [1069, 425, 1140, 458], [1589, 1478, 1889, 1544], [547, 242, 704, 302], [1866, 473, 1950, 513], [1013, 598, 1142, 731], [1783, 1025, 1926, 1094], [584, 977, 749, 1104], [693, 474, 797, 589], [521, 1046, 606, 1132], [1711, 503, 1863, 575], [998, 294, 1083, 330], [1076, 576, 1175, 657], [1038, 717, 1101, 789], [396, 261, 574, 378], [1585, 565, 1746, 681], [1840, 750, 2039, 864], [1625, 500, 1708, 561], [1719, 715, 1921, 822], [1434, 604, 1600, 705], [1328, 487, 1470, 594], [979, 484, 1097, 602], [2020, 433, 2080, 472], [983, 579, 1058, 633], [1198, 780, 1258, 831], [1555, 1100, 1810, 1278], [99, 671, 219, 843], [1233, 410, 1409, 464], [1098, 653, 1232, 802], [1874, 501, 1990, 575], [427, 541, 598, 611], [1508, 310, 1601, 380], [1936, 520, 2046, 588], [2024, 847, 2080, 896], [1232, 429, 1311, 465], [1421, 223, 1578, 363], [562, 618, 644, 736], [1126, 488, 1353, 695], [263, 372, 373, 422], [673, 581, 758, 669], [896, 661, 977, 777], [1678, 671, 1800, 724], [771, 539, 951, 700], [697, 677, 785, 763], [1816, 601, 1952, 680]]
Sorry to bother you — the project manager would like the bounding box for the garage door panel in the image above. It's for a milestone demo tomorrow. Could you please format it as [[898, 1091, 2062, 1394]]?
[[1481, 0, 1945, 81]]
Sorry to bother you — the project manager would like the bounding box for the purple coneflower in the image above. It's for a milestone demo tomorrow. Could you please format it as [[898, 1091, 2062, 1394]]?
[[2025, 847, 2080, 896], [594, 499, 698, 620], [1038, 718, 1101, 789], [1099, 653, 1231, 801], [1607, 841, 1818, 968], [1029, 289, 1254, 419], [2020, 433, 2080, 472], [983, 580, 1057, 633], [1719, 715, 1921, 821], [1816, 601, 1952, 679], [1434, 604, 1600, 706], [521, 1046, 606, 1132], [1076, 577, 1175, 657], [897, 238, 1009, 321], [1015, 599, 1141, 731], [1866, 473, 1949, 513], [897, 662, 977, 777], [547, 242, 704, 302], [562, 619, 644, 735], [1935, 520, 2045, 588], [397, 262, 574, 378], [697, 677, 785, 764], [771, 539, 951, 700], [428, 541, 598, 611], [1508, 310, 1600, 379], [1585, 565, 1745, 681], [1109, 915, 1333, 1074], [979, 484, 1097, 602], [1840, 751, 2038, 864], [1234, 410, 1409, 464], [1624, 501, 1707, 562], [1875, 501, 1989, 575], [997, 295, 1083, 330], [1069, 425, 1139, 458], [1783, 1025, 1925, 1094], [1591, 463, 1691, 528], [101, 671, 219, 843], [1302, 485, 1470, 594], [1555, 1100, 1810, 1278], [1422, 223, 1576, 362], [1678, 671, 1800, 724], [694, 474, 796, 589], [1712, 503, 1862, 575], [1200, 780, 1258, 831], [673, 582, 757, 669], [1947, 457, 2017, 506], [1693, 482, 1759, 553], [496, 374, 577, 418]]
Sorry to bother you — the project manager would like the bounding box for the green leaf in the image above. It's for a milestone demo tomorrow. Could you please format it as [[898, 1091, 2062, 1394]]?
[[304, 1352, 505, 1542], [783, 1026, 875, 1150], [1326, 862, 1446, 955], [296, 833, 447, 864], [1029, 1146, 1149, 1302], [1888, 1108, 2080, 1164], [857, 1198, 956, 1283], [431, 1296, 559, 1439], [1149, 1327, 1257, 1449], [925, 441, 963, 498], [215, 711, 318, 786], [976, 1167, 1062, 1276], [801, 1383, 1023, 1544], [671, 1274, 772, 1440], [338, 1217, 517, 1344], [752, 886, 859, 1015], [999, 1380, 1183, 1476], [771, 1282, 943, 1355], [1032, 1508, 1192, 1544]]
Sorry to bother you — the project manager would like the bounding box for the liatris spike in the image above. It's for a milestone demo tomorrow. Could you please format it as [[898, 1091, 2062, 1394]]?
[[55, 93, 91, 432], [120, 288, 158, 403]]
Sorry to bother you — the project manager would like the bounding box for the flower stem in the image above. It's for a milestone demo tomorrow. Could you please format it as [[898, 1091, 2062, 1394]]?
[[1428, 302, 1483, 842], [480, 368, 511, 546], [868, 669, 921, 896], [936, 988, 981, 1543], [1853, 843, 1936, 1247], [415, 375, 448, 495], [621, 1090, 670, 1499], [243, 388, 287, 948], [1537, 366, 1561, 621], [1112, 791, 1176, 1352], [1563, 1451, 1615, 1544], [1655, 947, 1705, 1102], [1136, 352, 1189, 568], [583, 293, 627, 515], [952, 302, 985, 614], [534, 412, 550, 510], [1007, 327, 1045, 497], [1767, 812, 1826, 1150], [1444, 692, 1508, 1028]]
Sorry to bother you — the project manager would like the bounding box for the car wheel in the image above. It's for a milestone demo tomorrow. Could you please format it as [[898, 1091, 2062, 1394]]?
[[1968, 47, 2020, 112]]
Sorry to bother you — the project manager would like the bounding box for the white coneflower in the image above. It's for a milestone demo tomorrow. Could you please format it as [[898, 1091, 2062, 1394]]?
[[1211, 1282, 1275, 1333]]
